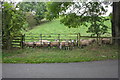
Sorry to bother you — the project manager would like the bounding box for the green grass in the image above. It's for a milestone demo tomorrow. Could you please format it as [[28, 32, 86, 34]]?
[[3, 18, 114, 63], [25, 19, 111, 35], [24, 19, 112, 42], [3, 44, 118, 63]]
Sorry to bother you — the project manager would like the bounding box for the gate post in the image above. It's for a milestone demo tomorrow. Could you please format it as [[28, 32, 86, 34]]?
[[40, 34, 42, 46], [58, 34, 60, 47], [21, 34, 25, 49], [78, 33, 80, 47], [58, 34, 60, 41]]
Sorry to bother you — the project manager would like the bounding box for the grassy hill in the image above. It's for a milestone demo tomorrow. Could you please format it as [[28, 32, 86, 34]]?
[[24, 19, 112, 42], [25, 19, 111, 36]]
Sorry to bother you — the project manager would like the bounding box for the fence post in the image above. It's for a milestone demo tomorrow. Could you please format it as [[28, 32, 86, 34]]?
[[58, 34, 60, 41], [77, 33, 78, 46], [40, 34, 42, 46], [21, 34, 25, 49], [58, 34, 60, 47], [78, 33, 80, 47]]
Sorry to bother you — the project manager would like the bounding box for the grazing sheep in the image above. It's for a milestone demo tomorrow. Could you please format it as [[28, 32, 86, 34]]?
[[34, 42, 43, 47], [74, 39, 84, 47], [80, 40, 90, 46], [59, 40, 72, 50], [50, 41, 60, 48], [43, 41, 51, 47], [75, 39, 82, 46], [80, 39, 84, 41], [76, 39, 95, 48], [101, 38, 111, 44], [88, 39, 96, 44], [73, 40, 78, 46], [69, 40, 76, 48], [79, 40, 91, 48], [68, 40, 76, 50], [70, 40, 75, 46], [23, 42, 35, 48], [59, 41, 67, 49], [34, 40, 51, 47]]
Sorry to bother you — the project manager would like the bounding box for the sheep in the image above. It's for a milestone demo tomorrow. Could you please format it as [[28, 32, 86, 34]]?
[[34, 40, 51, 47], [74, 39, 82, 46], [50, 41, 60, 48], [73, 40, 78, 46], [43, 41, 51, 47], [79, 39, 92, 48], [69, 40, 76, 49], [59, 40, 72, 50], [34, 42, 43, 47], [101, 38, 111, 44], [23, 42, 35, 48], [88, 39, 96, 44], [59, 41, 67, 49], [70, 40, 74, 46], [76, 39, 95, 48], [40, 40, 51, 47], [80, 40, 90, 46]]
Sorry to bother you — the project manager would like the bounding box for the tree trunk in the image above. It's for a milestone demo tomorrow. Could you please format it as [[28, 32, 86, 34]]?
[[111, 3, 115, 44], [6, 31, 12, 49], [112, 2, 120, 47]]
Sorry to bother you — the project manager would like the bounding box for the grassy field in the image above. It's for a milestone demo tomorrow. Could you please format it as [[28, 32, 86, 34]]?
[[3, 44, 118, 63], [24, 19, 112, 42], [25, 19, 111, 35], [3, 18, 116, 63]]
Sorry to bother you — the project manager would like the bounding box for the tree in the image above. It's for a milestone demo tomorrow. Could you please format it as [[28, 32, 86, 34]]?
[[17, 2, 47, 24], [46, 2, 109, 40], [2, 2, 27, 49], [112, 2, 120, 46]]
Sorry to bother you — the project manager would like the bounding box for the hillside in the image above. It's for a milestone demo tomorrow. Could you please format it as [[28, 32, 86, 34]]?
[[25, 19, 111, 36]]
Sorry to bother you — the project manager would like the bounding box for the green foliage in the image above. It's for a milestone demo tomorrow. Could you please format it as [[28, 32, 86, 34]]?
[[46, 2, 73, 20], [46, 2, 110, 37], [17, 2, 47, 23], [86, 16, 109, 36], [2, 2, 27, 49], [25, 12, 38, 29], [2, 2, 26, 36]]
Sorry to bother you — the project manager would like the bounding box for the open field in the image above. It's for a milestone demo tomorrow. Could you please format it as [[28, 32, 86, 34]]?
[[25, 19, 111, 36], [24, 19, 112, 42], [3, 18, 116, 63], [3, 44, 118, 63]]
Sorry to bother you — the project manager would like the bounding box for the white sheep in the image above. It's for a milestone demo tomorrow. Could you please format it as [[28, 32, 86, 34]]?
[[101, 38, 111, 44], [59, 41, 66, 49], [50, 41, 60, 48], [43, 41, 51, 47], [34, 42, 43, 47], [80, 40, 90, 46], [23, 42, 35, 48], [59, 40, 72, 50], [88, 39, 96, 44]]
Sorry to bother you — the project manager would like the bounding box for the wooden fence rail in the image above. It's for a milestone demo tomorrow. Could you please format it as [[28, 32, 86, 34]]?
[[2, 33, 117, 48]]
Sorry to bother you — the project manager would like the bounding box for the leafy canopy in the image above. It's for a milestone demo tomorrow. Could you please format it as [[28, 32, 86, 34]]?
[[17, 2, 47, 22], [2, 2, 26, 37], [46, 2, 109, 36], [2, 2, 27, 49]]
